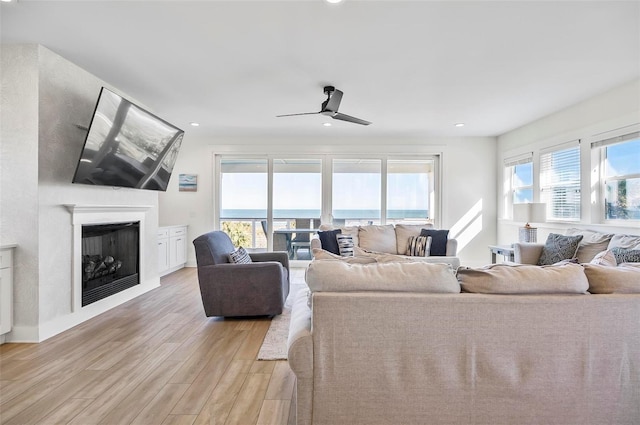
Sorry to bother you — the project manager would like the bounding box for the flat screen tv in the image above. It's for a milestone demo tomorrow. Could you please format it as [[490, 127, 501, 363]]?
[[72, 87, 184, 191]]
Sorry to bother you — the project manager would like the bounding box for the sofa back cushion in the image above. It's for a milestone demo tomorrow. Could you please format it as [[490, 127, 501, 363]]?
[[608, 234, 640, 250], [306, 260, 460, 293], [358, 225, 397, 254], [394, 223, 433, 255], [456, 263, 589, 294], [565, 228, 614, 263], [583, 263, 640, 293]]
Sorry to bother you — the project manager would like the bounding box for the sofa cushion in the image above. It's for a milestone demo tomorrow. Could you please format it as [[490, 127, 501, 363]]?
[[608, 234, 640, 250], [456, 263, 588, 294], [420, 229, 449, 256], [610, 247, 640, 264], [358, 225, 397, 253], [317, 229, 342, 255], [395, 223, 433, 255], [537, 233, 583, 266], [589, 249, 617, 267], [565, 228, 614, 263], [406, 235, 431, 257], [312, 248, 376, 264], [583, 263, 640, 293], [306, 260, 460, 293], [228, 247, 252, 264], [336, 234, 355, 257]]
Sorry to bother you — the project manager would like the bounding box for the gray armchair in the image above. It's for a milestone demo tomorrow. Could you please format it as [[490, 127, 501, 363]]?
[[193, 231, 290, 317]]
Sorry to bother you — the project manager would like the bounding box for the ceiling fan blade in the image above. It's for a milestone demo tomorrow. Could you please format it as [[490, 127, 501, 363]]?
[[332, 112, 372, 126], [276, 112, 321, 117], [324, 88, 343, 113]]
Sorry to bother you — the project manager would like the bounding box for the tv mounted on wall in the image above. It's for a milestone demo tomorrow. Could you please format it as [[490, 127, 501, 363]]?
[[72, 87, 184, 191]]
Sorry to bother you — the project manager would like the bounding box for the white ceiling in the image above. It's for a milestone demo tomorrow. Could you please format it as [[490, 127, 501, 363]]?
[[2, 0, 639, 139]]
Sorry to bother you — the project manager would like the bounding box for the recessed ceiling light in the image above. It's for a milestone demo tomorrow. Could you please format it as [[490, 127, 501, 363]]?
[[190, 122, 200, 127], [0, 0, 15, 3], [325, 0, 343, 4], [454, 123, 465, 127], [323, 122, 332, 127]]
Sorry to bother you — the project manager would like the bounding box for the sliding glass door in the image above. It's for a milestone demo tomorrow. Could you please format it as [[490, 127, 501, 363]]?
[[215, 154, 439, 258]]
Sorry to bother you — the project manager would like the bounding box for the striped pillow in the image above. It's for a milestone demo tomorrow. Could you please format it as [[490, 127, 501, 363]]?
[[336, 234, 355, 257], [406, 235, 431, 257], [228, 247, 252, 264]]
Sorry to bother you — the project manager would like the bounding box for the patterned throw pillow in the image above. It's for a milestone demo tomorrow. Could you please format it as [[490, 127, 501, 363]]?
[[610, 247, 640, 264], [420, 229, 449, 256], [537, 233, 583, 266], [406, 235, 431, 257], [336, 234, 355, 257], [228, 247, 252, 264]]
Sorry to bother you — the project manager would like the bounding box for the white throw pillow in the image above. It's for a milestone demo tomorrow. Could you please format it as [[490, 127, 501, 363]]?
[[358, 225, 397, 254], [589, 250, 617, 267]]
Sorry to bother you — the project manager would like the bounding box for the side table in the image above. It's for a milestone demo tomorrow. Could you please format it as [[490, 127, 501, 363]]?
[[488, 244, 515, 263]]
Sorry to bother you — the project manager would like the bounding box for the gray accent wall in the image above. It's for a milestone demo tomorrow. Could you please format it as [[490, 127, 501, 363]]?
[[1, 44, 161, 342]]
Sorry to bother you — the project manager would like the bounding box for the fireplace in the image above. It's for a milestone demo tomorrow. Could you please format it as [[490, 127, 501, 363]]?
[[81, 221, 140, 306]]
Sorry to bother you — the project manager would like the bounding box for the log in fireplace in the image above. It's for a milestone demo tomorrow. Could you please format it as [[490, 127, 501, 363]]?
[[81, 221, 140, 306]]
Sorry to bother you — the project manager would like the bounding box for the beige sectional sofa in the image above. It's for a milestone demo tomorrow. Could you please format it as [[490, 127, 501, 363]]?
[[514, 228, 640, 265], [287, 259, 640, 425], [310, 223, 460, 268]]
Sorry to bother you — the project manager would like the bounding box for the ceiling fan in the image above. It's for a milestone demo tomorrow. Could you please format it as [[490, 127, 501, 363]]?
[[277, 85, 371, 126]]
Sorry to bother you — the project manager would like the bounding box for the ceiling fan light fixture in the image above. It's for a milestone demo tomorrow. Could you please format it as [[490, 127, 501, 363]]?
[[323, 122, 332, 127]]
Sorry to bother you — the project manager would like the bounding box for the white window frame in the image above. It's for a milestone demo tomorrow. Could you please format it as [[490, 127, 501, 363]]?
[[539, 140, 581, 222], [503, 152, 533, 219], [592, 130, 640, 223]]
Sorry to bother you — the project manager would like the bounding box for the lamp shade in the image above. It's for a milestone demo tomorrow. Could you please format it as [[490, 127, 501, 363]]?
[[513, 203, 546, 224]]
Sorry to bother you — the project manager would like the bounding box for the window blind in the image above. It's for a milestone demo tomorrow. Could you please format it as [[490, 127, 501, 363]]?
[[504, 152, 533, 167], [540, 143, 581, 221], [591, 131, 640, 148]]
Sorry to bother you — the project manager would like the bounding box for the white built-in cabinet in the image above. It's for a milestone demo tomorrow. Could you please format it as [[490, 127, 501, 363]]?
[[0, 245, 16, 342], [158, 225, 188, 276]]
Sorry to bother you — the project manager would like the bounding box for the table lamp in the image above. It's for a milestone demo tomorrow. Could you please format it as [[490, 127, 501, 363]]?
[[513, 203, 546, 243]]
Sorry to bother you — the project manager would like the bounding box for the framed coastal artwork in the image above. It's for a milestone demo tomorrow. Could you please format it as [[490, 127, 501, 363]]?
[[178, 174, 197, 192]]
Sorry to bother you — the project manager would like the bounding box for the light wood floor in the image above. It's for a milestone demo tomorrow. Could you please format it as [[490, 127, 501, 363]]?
[[0, 267, 303, 425]]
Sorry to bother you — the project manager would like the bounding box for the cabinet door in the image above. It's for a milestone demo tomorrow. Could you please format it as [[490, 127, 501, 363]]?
[[0, 267, 13, 335], [158, 238, 170, 274], [171, 236, 187, 267]]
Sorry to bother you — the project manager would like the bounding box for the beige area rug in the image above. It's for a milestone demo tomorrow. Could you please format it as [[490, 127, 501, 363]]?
[[258, 270, 307, 360]]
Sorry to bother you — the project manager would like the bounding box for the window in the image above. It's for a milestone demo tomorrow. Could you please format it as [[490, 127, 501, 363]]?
[[593, 132, 640, 221], [219, 158, 267, 248], [215, 154, 439, 257], [387, 159, 434, 224], [540, 142, 581, 221], [332, 159, 381, 225], [503, 153, 533, 218]]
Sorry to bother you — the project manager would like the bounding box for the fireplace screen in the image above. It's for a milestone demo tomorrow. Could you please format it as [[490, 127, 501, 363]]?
[[81, 221, 140, 306]]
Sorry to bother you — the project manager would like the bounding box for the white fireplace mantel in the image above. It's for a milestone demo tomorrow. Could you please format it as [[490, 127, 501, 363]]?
[[65, 204, 153, 312]]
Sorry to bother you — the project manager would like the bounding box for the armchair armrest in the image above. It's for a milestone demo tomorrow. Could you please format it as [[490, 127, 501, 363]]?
[[249, 251, 290, 272], [513, 242, 544, 264]]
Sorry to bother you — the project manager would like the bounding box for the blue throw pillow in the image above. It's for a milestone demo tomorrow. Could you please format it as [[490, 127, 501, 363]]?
[[318, 229, 342, 255], [420, 229, 449, 256]]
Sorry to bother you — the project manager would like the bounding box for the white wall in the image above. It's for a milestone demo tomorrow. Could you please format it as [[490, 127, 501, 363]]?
[[159, 135, 497, 268], [1, 45, 162, 342], [497, 78, 640, 244]]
